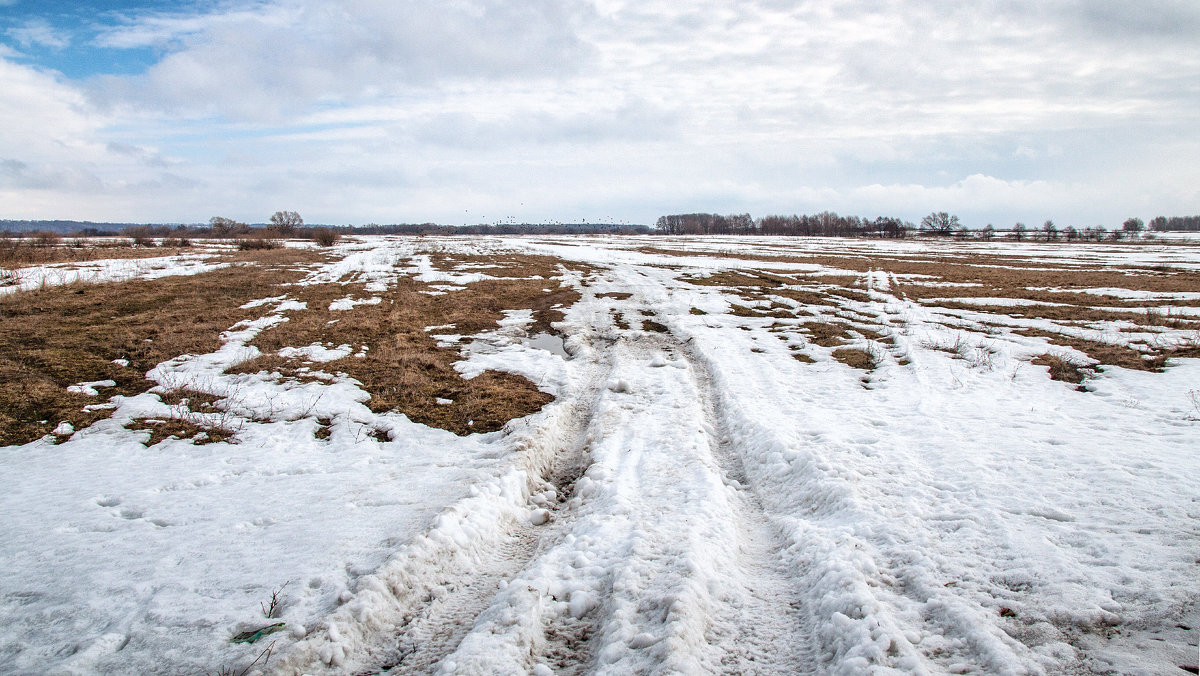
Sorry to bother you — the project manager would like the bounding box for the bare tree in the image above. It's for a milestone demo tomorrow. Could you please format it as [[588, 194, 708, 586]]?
[[1042, 220, 1057, 241], [269, 211, 303, 236], [920, 211, 960, 235], [209, 216, 248, 237], [1122, 217, 1144, 237], [1012, 222, 1027, 241]]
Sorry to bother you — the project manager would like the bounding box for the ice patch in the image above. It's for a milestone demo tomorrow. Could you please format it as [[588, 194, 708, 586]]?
[[524, 333, 568, 358]]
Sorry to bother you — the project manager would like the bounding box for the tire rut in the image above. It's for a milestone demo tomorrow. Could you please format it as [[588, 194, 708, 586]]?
[[678, 323, 816, 673], [350, 352, 615, 675]]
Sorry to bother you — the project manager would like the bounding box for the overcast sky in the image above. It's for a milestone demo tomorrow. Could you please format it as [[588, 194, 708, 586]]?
[[1, 0, 1198, 227]]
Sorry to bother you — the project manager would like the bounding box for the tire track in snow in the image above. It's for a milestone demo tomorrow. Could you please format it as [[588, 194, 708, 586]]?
[[680, 336, 816, 673], [595, 268, 812, 672], [375, 407, 606, 675], [375, 377, 611, 675], [423, 312, 812, 672], [272, 348, 614, 676]]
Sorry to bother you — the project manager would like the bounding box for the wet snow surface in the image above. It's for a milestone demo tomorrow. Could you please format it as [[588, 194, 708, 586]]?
[[2, 236, 1199, 675]]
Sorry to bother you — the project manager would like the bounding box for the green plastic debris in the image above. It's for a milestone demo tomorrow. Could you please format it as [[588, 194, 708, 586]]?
[[230, 622, 286, 644]]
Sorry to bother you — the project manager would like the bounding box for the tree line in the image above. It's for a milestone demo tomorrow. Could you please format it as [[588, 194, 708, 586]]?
[[655, 212, 1200, 239], [655, 212, 910, 238], [1150, 216, 1200, 231]]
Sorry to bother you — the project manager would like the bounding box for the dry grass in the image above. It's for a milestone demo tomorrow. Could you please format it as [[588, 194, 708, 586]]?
[[689, 270, 791, 289], [125, 417, 237, 446], [230, 253, 582, 436], [823, 287, 873, 303], [774, 288, 838, 307], [0, 238, 199, 269], [1032, 354, 1094, 385], [832, 347, 877, 370], [636, 246, 802, 263], [0, 248, 327, 446], [802, 321, 854, 348], [1015, 328, 1169, 372]]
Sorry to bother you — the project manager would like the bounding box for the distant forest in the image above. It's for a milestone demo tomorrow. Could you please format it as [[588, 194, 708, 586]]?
[[1, 214, 1198, 237], [655, 212, 1200, 237], [1149, 216, 1200, 231], [655, 213, 909, 237], [0, 219, 650, 236]]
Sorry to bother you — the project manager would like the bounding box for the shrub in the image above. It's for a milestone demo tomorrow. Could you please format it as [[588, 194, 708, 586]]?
[[236, 238, 281, 251], [312, 228, 340, 247]]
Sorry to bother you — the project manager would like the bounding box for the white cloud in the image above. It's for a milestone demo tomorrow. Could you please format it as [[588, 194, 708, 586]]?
[[89, 0, 595, 121], [2, 0, 1198, 224], [6, 19, 70, 49]]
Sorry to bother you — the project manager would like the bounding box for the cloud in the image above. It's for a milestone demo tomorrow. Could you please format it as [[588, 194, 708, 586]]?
[[89, 0, 596, 120], [0, 158, 103, 191], [6, 19, 70, 49], [2, 0, 1198, 225], [106, 141, 171, 168]]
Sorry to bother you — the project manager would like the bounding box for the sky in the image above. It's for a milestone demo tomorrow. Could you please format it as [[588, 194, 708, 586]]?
[[1, 0, 1198, 227]]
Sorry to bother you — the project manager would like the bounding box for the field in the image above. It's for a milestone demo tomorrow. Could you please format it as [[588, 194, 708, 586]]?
[[1, 235, 1198, 675]]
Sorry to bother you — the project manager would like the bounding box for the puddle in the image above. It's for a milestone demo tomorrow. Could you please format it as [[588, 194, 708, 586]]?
[[524, 333, 569, 358]]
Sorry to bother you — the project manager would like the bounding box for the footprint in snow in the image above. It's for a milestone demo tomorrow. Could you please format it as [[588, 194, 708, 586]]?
[[119, 507, 144, 520]]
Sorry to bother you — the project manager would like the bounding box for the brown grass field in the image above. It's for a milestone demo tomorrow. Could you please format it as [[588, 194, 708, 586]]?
[[2, 236, 1198, 445]]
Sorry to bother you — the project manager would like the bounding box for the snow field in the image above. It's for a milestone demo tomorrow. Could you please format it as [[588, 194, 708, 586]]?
[[0, 253, 230, 294], [2, 234, 1198, 675]]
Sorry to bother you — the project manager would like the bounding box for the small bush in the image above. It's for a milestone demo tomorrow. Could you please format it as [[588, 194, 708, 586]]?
[[236, 238, 281, 251], [311, 228, 340, 247]]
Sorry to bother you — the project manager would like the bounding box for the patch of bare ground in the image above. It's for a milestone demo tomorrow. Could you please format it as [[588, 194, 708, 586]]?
[[1032, 354, 1095, 385], [0, 237, 204, 269], [1014, 328, 1170, 373], [0, 248, 328, 446], [125, 416, 237, 446], [823, 287, 873, 303], [886, 259, 1200, 300], [832, 347, 877, 370], [930, 300, 1200, 328], [773, 287, 838, 307], [801, 321, 855, 348], [687, 269, 794, 289], [231, 254, 585, 436]]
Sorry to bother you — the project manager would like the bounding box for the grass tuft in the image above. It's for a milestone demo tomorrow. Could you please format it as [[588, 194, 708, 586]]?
[[832, 347, 877, 371]]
